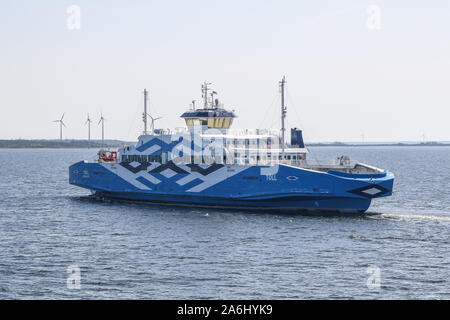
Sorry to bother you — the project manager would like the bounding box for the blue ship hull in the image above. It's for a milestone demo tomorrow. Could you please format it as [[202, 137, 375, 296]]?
[[69, 161, 394, 213]]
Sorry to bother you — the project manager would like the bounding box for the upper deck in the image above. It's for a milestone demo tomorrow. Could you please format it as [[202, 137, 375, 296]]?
[[117, 129, 308, 166], [95, 79, 387, 175]]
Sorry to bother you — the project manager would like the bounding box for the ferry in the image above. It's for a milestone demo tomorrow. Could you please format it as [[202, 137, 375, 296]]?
[[69, 77, 394, 213]]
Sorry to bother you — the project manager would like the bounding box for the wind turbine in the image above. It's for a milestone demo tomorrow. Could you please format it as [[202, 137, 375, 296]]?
[[53, 113, 66, 142], [148, 114, 162, 133], [85, 113, 92, 148], [98, 113, 105, 148]]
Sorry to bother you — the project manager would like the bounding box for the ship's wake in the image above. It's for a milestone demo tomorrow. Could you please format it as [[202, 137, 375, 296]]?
[[371, 212, 450, 222]]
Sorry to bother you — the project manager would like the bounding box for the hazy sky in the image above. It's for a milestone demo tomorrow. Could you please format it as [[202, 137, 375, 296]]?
[[1, 0, 449, 142]]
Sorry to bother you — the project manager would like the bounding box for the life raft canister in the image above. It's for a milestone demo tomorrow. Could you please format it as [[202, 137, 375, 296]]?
[[99, 151, 118, 162]]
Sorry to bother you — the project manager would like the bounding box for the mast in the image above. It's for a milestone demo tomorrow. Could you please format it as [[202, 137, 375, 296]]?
[[143, 89, 148, 134], [87, 114, 91, 148], [202, 81, 211, 109], [280, 76, 287, 157]]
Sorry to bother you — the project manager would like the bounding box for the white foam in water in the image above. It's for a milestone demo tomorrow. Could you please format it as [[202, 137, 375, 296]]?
[[381, 213, 450, 222]]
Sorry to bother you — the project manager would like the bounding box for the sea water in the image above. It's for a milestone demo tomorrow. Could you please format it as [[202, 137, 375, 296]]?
[[0, 147, 448, 299]]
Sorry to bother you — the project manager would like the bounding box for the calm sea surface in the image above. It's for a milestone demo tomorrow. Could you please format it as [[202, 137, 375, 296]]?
[[0, 147, 448, 299]]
